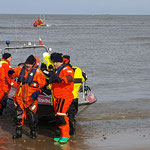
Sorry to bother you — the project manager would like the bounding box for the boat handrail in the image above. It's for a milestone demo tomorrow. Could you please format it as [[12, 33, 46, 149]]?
[[1, 45, 50, 54]]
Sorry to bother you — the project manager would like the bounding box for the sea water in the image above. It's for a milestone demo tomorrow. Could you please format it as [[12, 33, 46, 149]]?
[[1, 14, 150, 103]]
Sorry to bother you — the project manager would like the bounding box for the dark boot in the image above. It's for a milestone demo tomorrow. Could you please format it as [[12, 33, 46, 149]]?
[[0, 109, 3, 116], [12, 127, 22, 139], [0, 107, 4, 116], [69, 121, 76, 135], [69, 128, 75, 135], [30, 127, 37, 139]]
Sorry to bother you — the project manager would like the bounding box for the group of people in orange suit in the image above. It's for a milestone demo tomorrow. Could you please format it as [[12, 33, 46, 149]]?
[[33, 17, 43, 26], [0, 52, 87, 143]]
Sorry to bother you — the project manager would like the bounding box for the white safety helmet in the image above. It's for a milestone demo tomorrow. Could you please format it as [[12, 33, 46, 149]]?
[[43, 52, 50, 58]]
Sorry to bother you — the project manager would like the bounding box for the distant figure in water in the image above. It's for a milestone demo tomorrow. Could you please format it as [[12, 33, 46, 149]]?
[[33, 17, 43, 27], [37, 17, 43, 25]]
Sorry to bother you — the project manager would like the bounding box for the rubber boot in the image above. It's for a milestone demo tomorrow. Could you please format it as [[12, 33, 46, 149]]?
[[12, 127, 22, 139], [30, 127, 37, 139], [59, 137, 69, 143], [0, 109, 3, 116], [53, 137, 61, 142], [69, 121, 76, 136], [0, 106, 4, 116]]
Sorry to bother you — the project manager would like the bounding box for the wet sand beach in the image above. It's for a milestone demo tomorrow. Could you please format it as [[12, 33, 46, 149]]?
[[1, 99, 150, 150]]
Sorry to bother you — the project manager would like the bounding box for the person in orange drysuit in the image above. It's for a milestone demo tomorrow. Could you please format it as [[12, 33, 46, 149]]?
[[63, 55, 87, 135], [11, 55, 46, 139], [50, 53, 74, 143], [0, 64, 6, 115], [33, 21, 38, 27], [0, 53, 17, 115], [37, 17, 43, 25]]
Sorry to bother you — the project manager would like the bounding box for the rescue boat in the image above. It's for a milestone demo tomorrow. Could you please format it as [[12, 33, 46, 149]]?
[[1, 43, 97, 119], [33, 22, 46, 27], [33, 17, 46, 27]]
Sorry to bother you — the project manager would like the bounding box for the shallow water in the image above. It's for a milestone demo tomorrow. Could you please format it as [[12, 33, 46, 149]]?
[[1, 14, 150, 102], [0, 99, 150, 150], [1, 99, 150, 150]]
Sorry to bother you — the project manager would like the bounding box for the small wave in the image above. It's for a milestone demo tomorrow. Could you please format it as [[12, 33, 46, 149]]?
[[129, 37, 150, 41], [46, 24, 57, 27], [0, 40, 29, 45], [77, 99, 150, 121], [77, 110, 150, 121], [0, 26, 34, 30]]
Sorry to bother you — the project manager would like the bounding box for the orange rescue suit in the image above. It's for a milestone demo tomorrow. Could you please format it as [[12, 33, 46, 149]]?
[[52, 64, 74, 138], [0, 58, 17, 94], [13, 64, 46, 125], [0, 65, 5, 102]]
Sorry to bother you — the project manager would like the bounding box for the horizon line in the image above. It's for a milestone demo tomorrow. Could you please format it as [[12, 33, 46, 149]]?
[[0, 13, 150, 16]]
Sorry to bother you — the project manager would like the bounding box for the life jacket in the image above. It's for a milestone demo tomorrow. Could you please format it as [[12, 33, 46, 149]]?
[[41, 54, 55, 90], [62, 60, 85, 84], [42, 54, 54, 72], [0, 64, 5, 100], [55, 64, 85, 84], [54, 64, 68, 78], [72, 66, 86, 99], [52, 63, 74, 99], [0, 60, 8, 65], [0, 59, 12, 70], [18, 66, 39, 88], [72, 66, 86, 83], [0, 59, 15, 93]]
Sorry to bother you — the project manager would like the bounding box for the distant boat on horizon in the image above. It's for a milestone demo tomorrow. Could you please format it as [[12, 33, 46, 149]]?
[[33, 15, 46, 27]]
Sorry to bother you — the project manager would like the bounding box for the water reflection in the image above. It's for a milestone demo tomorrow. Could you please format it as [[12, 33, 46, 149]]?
[[54, 142, 71, 150], [0, 137, 8, 150]]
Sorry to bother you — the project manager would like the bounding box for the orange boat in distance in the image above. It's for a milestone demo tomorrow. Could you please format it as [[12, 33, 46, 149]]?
[[33, 17, 46, 27]]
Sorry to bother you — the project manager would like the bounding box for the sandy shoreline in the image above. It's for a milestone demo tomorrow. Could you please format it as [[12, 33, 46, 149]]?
[[78, 99, 150, 150], [86, 127, 150, 150], [1, 99, 150, 150], [1, 119, 150, 150]]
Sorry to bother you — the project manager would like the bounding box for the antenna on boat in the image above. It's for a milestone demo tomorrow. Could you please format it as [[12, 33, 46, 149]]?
[[39, 36, 52, 52], [14, 18, 18, 46], [43, 14, 46, 25]]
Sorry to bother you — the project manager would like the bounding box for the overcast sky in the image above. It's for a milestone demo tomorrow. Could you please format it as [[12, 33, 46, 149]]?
[[1, 0, 150, 15]]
